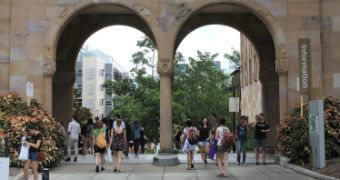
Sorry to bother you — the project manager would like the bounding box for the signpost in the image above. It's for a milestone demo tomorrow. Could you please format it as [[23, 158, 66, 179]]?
[[298, 38, 311, 117], [0, 157, 9, 180], [308, 100, 325, 168], [229, 97, 239, 112], [26, 81, 34, 106]]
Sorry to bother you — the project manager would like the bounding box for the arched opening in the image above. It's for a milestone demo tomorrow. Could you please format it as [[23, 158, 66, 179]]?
[[174, 3, 279, 149], [52, 4, 156, 128]]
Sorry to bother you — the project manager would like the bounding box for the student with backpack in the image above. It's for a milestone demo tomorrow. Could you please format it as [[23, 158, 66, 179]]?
[[215, 117, 234, 177], [82, 118, 94, 155], [181, 118, 198, 170], [93, 121, 107, 172]]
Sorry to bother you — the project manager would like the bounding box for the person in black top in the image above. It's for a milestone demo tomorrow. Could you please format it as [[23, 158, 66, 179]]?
[[235, 116, 250, 166], [198, 117, 212, 164], [253, 113, 270, 165], [24, 124, 42, 180], [174, 126, 182, 151]]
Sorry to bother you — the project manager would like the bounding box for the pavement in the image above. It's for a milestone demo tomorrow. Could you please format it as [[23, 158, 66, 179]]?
[[25, 163, 316, 180], [22, 153, 317, 180]]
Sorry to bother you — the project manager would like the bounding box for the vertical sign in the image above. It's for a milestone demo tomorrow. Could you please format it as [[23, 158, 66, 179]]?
[[26, 82, 34, 97], [298, 39, 311, 96], [229, 97, 240, 112]]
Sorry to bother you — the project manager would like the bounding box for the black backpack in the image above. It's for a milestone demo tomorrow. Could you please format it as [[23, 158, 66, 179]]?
[[186, 127, 199, 145]]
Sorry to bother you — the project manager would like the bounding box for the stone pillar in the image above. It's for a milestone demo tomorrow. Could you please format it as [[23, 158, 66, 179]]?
[[276, 58, 289, 123], [158, 57, 174, 153], [42, 61, 56, 113], [52, 72, 75, 127]]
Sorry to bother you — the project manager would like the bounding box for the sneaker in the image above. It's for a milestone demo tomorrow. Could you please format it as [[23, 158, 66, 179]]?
[[65, 158, 71, 162], [238, 162, 241, 166], [204, 160, 208, 164], [73, 157, 77, 162], [96, 166, 99, 173], [242, 163, 246, 167], [191, 164, 194, 169]]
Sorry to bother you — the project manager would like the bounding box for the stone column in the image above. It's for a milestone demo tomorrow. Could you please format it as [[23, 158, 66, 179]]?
[[42, 61, 56, 113], [52, 72, 75, 128], [276, 58, 289, 123], [157, 57, 174, 153]]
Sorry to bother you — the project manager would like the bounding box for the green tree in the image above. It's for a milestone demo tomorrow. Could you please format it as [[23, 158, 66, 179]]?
[[224, 48, 240, 69], [132, 36, 157, 77]]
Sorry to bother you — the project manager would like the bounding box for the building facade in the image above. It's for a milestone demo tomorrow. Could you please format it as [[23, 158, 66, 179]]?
[[240, 34, 263, 123], [0, 0, 339, 153], [76, 48, 126, 118]]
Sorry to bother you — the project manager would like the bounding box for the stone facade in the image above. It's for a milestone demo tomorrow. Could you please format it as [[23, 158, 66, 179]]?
[[240, 34, 262, 124], [0, 0, 339, 152]]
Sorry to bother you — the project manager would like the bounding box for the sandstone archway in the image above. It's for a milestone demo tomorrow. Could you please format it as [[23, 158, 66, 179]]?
[[48, 3, 156, 127], [171, 2, 288, 149]]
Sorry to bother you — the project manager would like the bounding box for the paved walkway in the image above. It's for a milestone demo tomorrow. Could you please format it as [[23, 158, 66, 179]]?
[[28, 164, 316, 180], [62, 152, 276, 164]]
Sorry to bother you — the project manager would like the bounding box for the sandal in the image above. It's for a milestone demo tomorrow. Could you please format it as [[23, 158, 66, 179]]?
[[114, 169, 117, 172], [217, 174, 224, 177]]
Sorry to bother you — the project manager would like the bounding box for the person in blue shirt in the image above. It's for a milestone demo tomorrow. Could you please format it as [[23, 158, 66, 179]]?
[[235, 116, 250, 166]]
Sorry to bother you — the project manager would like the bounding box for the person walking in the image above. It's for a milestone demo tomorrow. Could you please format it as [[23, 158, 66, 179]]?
[[66, 115, 81, 162], [123, 119, 132, 157], [93, 121, 106, 172], [235, 116, 250, 166], [253, 113, 270, 165], [132, 119, 142, 157], [83, 118, 94, 155], [110, 119, 127, 173], [140, 127, 147, 154], [174, 126, 182, 151], [215, 118, 232, 177], [23, 124, 42, 180], [182, 118, 198, 170], [198, 117, 212, 164]]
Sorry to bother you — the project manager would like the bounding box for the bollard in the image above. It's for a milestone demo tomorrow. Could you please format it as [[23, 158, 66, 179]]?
[[42, 168, 49, 180]]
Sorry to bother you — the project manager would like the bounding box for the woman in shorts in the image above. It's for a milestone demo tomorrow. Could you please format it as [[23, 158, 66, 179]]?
[[198, 117, 212, 164], [93, 121, 106, 173]]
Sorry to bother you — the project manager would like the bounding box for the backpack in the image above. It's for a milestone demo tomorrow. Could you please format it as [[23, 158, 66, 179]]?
[[96, 130, 107, 148], [221, 127, 235, 148], [186, 127, 199, 145]]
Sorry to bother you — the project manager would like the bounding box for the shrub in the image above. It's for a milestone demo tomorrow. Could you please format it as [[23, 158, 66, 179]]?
[[277, 96, 340, 165], [0, 92, 64, 169]]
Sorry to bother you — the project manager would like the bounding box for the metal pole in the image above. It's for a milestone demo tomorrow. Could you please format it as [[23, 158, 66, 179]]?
[[300, 95, 304, 118]]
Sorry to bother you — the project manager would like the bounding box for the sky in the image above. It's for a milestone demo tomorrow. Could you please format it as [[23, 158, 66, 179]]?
[[83, 25, 240, 73]]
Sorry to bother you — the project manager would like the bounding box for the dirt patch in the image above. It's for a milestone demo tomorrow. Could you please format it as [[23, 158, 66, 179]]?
[[301, 158, 340, 179]]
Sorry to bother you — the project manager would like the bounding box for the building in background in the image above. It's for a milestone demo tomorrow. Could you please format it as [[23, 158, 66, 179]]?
[[240, 34, 262, 123], [75, 47, 127, 119]]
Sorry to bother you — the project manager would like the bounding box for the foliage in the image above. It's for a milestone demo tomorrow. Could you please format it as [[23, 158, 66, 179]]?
[[224, 48, 240, 69], [0, 92, 64, 169], [173, 51, 232, 127], [72, 89, 92, 125], [277, 96, 340, 165], [132, 36, 157, 77]]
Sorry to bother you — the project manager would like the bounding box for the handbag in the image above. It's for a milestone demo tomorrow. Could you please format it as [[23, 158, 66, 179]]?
[[18, 144, 29, 161], [38, 152, 46, 161], [208, 142, 217, 160]]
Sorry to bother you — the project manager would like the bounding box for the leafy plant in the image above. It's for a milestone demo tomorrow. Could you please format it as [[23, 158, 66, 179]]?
[[0, 92, 64, 169], [277, 96, 340, 165]]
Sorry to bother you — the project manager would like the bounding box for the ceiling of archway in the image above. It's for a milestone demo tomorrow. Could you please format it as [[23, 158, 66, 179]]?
[[80, 5, 133, 14], [199, 4, 250, 13]]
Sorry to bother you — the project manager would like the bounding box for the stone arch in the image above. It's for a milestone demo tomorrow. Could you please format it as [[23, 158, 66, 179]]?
[[43, 1, 158, 125], [171, 1, 289, 149]]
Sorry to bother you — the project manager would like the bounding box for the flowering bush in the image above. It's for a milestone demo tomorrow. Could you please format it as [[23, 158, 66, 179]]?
[[0, 92, 64, 169], [277, 96, 340, 165]]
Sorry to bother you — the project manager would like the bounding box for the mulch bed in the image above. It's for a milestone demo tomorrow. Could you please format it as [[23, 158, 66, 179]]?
[[301, 158, 340, 179]]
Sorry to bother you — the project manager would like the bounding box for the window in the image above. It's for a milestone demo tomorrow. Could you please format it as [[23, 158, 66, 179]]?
[[87, 84, 94, 94], [100, 99, 105, 106], [87, 68, 94, 79], [254, 55, 258, 81], [249, 59, 252, 84], [77, 84, 82, 93], [76, 99, 82, 107], [105, 100, 112, 106], [100, 69, 105, 77], [87, 99, 94, 109]]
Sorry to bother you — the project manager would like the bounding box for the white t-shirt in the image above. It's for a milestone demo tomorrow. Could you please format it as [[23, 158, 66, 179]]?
[[216, 126, 230, 146], [113, 120, 126, 129], [68, 120, 81, 139]]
